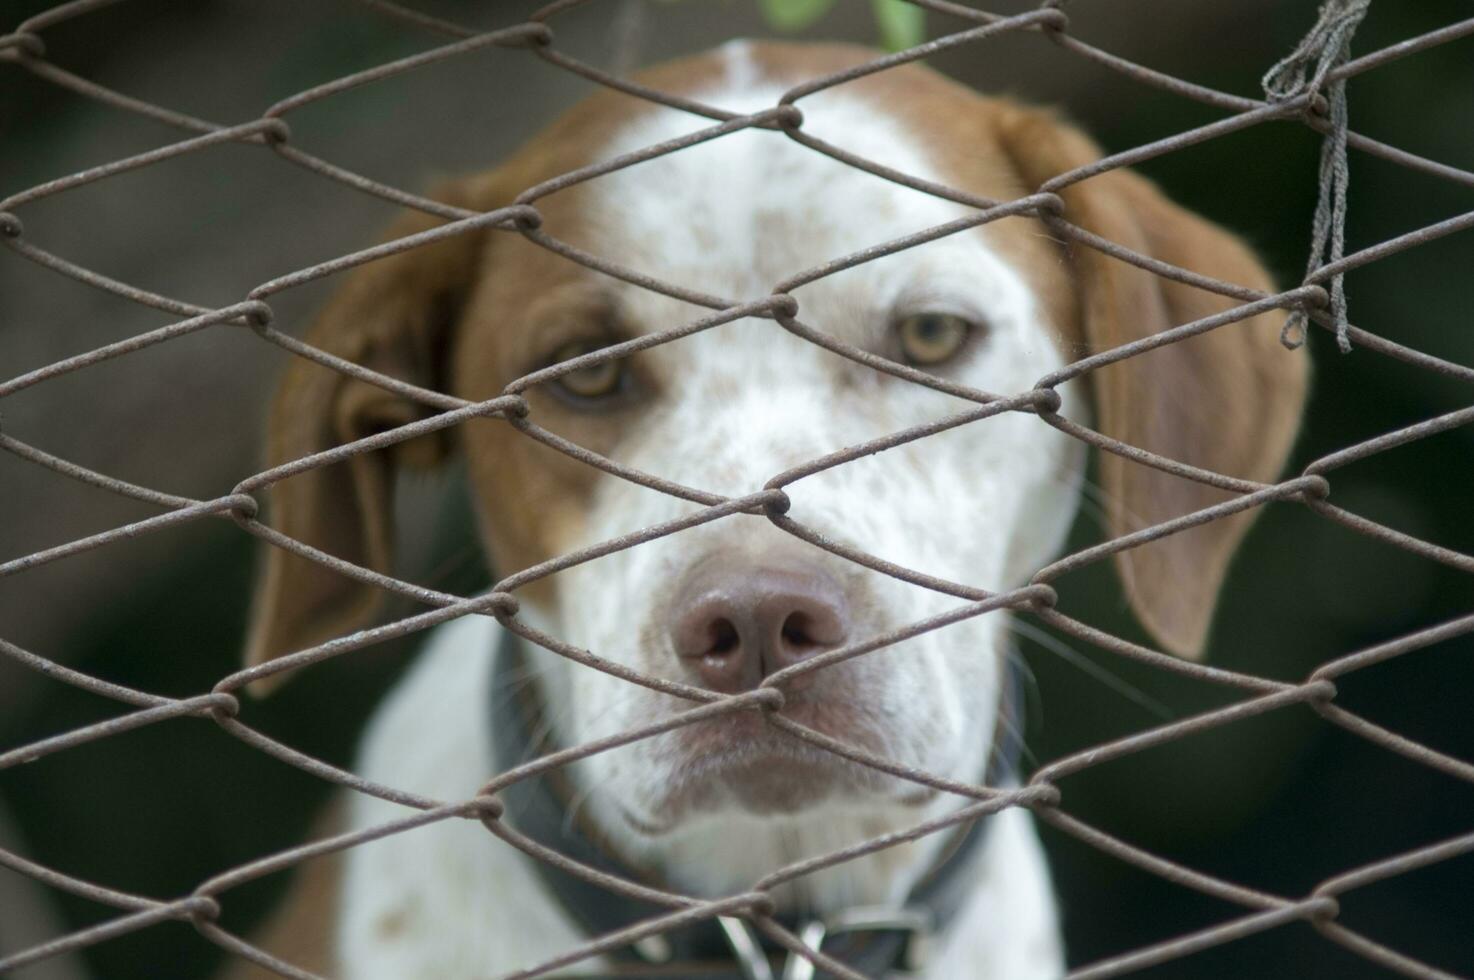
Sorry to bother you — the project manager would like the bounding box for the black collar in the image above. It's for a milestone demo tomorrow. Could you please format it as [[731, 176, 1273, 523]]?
[[489, 629, 1024, 979]]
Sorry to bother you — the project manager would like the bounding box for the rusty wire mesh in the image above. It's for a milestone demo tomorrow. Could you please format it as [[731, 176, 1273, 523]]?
[[2, 0, 1474, 977]]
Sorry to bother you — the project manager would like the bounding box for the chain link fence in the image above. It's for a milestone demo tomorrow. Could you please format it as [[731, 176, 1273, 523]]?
[[2, 0, 1473, 977]]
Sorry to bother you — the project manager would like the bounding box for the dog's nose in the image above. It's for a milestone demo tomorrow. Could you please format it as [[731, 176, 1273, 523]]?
[[671, 564, 849, 693]]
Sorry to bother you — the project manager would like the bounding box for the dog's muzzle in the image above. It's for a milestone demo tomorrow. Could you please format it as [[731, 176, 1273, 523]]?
[[490, 629, 1027, 979]]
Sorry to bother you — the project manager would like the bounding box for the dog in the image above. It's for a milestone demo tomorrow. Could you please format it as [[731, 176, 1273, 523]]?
[[230, 40, 1307, 980]]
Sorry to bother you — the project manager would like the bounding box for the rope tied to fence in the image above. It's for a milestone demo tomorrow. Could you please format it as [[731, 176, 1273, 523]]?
[[1263, 0, 1371, 352]]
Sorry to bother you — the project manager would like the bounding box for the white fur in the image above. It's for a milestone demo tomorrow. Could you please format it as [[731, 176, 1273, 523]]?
[[338, 41, 1080, 978]]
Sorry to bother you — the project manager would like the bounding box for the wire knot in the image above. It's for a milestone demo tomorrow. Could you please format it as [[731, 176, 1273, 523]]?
[[225, 492, 260, 520], [1031, 192, 1066, 217], [484, 591, 520, 619], [768, 292, 799, 319], [1296, 474, 1331, 501], [1030, 386, 1063, 415], [1023, 780, 1062, 808], [1304, 678, 1338, 704], [259, 118, 291, 146], [501, 393, 531, 418], [752, 687, 785, 712], [742, 890, 778, 918], [511, 205, 544, 232], [1306, 895, 1342, 922], [1296, 283, 1331, 314], [0, 31, 45, 58], [241, 300, 273, 329], [182, 895, 222, 923], [1263, 0, 1369, 353], [1022, 583, 1058, 611], [205, 691, 241, 720], [772, 104, 804, 131], [1037, 4, 1070, 35], [473, 794, 505, 821], [519, 23, 554, 47]]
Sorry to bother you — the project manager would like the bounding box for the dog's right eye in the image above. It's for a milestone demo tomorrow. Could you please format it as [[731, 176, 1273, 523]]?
[[895, 311, 975, 366], [548, 341, 627, 401]]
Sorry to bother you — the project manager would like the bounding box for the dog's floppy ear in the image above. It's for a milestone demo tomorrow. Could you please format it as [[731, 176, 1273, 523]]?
[[995, 105, 1309, 658], [243, 177, 499, 675]]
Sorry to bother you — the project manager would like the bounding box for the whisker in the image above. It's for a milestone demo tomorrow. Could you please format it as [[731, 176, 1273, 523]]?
[[1068, 472, 1112, 536], [560, 767, 606, 833], [996, 640, 1041, 775], [1007, 618, 1173, 721]]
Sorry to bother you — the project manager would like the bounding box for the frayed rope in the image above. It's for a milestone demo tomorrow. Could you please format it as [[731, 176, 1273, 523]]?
[[1263, 0, 1370, 353]]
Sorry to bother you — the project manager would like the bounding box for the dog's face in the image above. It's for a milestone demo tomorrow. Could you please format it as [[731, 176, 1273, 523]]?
[[245, 43, 1305, 893], [455, 50, 1091, 847]]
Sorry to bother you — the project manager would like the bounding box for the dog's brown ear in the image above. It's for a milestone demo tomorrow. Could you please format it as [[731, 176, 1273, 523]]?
[[243, 177, 498, 677], [995, 105, 1309, 658]]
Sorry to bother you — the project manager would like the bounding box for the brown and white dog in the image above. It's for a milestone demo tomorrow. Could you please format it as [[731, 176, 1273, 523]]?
[[234, 41, 1306, 979]]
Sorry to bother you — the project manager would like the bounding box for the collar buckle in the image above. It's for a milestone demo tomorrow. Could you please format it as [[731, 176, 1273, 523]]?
[[717, 915, 778, 980], [782, 906, 934, 980]]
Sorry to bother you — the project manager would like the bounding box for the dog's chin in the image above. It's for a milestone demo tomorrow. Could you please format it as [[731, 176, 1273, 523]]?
[[616, 709, 937, 837]]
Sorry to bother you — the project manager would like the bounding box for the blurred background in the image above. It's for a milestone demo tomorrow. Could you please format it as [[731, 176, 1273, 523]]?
[[1, 0, 1471, 977]]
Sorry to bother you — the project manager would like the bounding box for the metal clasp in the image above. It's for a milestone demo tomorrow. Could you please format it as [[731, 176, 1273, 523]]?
[[718, 915, 777, 980], [781, 906, 934, 980]]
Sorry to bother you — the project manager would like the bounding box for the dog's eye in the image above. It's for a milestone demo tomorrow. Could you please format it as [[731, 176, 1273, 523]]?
[[549, 341, 626, 401], [896, 312, 974, 366]]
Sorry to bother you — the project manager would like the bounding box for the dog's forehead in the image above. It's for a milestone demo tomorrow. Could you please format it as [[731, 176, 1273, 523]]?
[[574, 43, 1030, 320], [485, 42, 1069, 349]]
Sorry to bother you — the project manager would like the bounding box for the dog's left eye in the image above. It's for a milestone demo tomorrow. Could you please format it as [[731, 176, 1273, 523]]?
[[547, 341, 628, 401], [895, 312, 975, 366]]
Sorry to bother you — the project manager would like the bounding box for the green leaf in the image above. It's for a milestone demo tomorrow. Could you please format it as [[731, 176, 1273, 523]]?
[[870, 0, 925, 51], [758, 0, 839, 33]]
